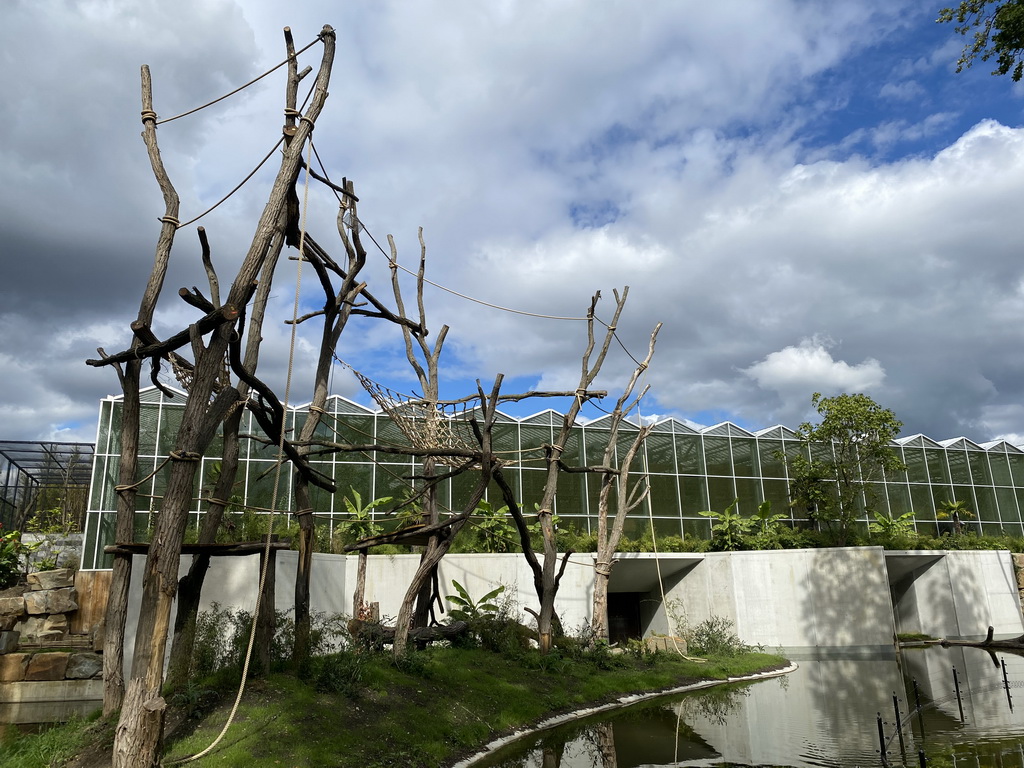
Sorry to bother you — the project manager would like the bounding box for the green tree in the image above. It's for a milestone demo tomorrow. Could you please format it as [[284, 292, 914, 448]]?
[[939, 1, 1024, 80], [788, 392, 906, 545]]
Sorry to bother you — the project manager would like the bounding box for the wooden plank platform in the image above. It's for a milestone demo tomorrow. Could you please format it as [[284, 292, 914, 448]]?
[[104, 540, 292, 556]]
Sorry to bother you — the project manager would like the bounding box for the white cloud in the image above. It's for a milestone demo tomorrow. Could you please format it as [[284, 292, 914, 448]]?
[[743, 338, 886, 396]]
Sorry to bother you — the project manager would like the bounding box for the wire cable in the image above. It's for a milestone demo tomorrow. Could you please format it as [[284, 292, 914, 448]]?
[[156, 35, 323, 125]]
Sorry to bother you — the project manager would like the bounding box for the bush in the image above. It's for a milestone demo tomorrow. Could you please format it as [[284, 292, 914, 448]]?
[[688, 616, 754, 658]]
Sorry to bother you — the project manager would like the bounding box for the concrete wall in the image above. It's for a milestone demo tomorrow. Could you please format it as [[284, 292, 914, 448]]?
[[663, 548, 897, 653], [111, 546, 1024, 672], [887, 549, 1024, 640]]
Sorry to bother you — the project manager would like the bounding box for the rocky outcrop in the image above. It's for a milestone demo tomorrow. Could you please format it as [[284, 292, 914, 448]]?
[[0, 569, 103, 684]]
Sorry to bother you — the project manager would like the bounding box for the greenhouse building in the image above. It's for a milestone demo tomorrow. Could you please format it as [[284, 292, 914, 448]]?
[[80, 387, 1024, 569]]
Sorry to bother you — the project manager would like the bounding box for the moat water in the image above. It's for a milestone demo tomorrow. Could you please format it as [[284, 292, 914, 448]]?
[[472, 646, 1024, 767]]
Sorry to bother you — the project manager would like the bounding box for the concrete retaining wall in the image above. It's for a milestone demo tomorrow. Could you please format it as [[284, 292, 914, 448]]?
[[662, 548, 897, 653], [108, 546, 1024, 672]]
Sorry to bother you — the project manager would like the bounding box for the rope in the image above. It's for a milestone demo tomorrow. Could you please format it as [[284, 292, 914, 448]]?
[[356, 217, 589, 321], [175, 136, 285, 230], [175, 139, 314, 763], [155, 36, 323, 125]]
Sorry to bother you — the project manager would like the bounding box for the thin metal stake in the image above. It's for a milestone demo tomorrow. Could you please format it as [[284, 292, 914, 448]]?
[[953, 666, 965, 722], [1002, 657, 1013, 712], [918, 748, 926, 767], [913, 677, 926, 738], [893, 691, 906, 753], [877, 712, 888, 766]]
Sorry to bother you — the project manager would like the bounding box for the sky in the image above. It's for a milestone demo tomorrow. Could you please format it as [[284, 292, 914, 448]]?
[[4, 0, 1024, 447]]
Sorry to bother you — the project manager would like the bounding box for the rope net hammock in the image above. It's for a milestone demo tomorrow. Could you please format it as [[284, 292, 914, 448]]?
[[350, 368, 478, 453]]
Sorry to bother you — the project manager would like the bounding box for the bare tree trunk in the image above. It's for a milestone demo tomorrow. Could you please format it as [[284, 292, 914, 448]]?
[[110, 30, 336, 766], [352, 549, 368, 616], [112, 679, 164, 768], [591, 322, 659, 641], [102, 60, 181, 714]]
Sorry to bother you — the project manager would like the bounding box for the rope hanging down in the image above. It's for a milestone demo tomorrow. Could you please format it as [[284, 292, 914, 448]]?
[[173, 138, 315, 765]]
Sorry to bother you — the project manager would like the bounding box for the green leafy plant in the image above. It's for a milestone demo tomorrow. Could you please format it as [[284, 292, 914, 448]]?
[[0, 528, 38, 589], [699, 499, 753, 551], [445, 580, 506, 623], [869, 510, 917, 540], [688, 615, 753, 658], [335, 490, 393, 546], [471, 500, 517, 553], [748, 500, 788, 550]]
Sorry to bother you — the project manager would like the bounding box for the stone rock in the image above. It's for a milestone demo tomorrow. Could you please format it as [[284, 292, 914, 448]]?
[[1017, 568, 1024, 590], [0, 652, 29, 681], [644, 635, 688, 654], [17, 615, 65, 642], [92, 619, 105, 652], [0, 584, 27, 599], [42, 614, 68, 640], [0, 595, 25, 617], [27, 569, 75, 591], [24, 652, 70, 681], [24, 588, 77, 615], [65, 652, 103, 680], [0, 613, 19, 632], [0, 630, 20, 654]]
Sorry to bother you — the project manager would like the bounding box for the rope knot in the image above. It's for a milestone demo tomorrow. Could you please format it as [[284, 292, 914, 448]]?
[[159, 215, 180, 228], [168, 450, 202, 462], [140, 109, 157, 124], [294, 508, 314, 518]]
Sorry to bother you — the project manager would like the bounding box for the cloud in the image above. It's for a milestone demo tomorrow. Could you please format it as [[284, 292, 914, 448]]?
[[743, 337, 886, 396], [5, 0, 1024, 453]]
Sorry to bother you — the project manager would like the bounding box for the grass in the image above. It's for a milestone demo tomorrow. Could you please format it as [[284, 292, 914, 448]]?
[[2, 646, 784, 768], [160, 647, 784, 768], [0, 711, 104, 768]]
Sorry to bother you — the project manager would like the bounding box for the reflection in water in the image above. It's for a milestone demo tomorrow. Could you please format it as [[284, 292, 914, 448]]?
[[474, 648, 1024, 768]]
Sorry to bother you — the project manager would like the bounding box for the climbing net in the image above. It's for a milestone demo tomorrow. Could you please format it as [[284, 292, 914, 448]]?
[[351, 368, 478, 453]]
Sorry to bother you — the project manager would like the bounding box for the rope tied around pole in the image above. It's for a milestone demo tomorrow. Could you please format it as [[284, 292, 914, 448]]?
[[140, 109, 157, 124], [594, 560, 614, 577], [168, 450, 203, 462], [293, 508, 314, 518], [159, 215, 180, 227]]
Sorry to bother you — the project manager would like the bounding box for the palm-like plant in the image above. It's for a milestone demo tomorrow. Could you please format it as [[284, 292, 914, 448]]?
[[937, 499, 974, 536]]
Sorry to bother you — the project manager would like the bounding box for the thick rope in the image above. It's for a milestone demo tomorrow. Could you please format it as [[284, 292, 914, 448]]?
[[174, 138, 314, 763]]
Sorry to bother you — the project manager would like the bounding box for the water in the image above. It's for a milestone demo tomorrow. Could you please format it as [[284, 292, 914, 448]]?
[[472, 646, 1024, 767]]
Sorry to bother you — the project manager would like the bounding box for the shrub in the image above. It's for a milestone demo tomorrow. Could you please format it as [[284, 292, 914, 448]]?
[[688, 616, 753, 658]]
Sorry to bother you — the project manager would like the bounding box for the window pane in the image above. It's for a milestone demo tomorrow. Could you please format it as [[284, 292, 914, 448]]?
[[646, 432, 676, 474], [679, 476, 708, 515], [704, 437, 732, 476], [758, 439, 786, 478], [948, 450, 971, 484], [708, 476, 735, 512], [676, 435, 703, 474], [731, 438, 757, 476], [968, 451, 993, 485], [990, 452, 1012, 486], [904, 448, 928, 483], [975, 486, 999, 522], [925, 449, 951, 485], [735, 478, 760, 515]]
